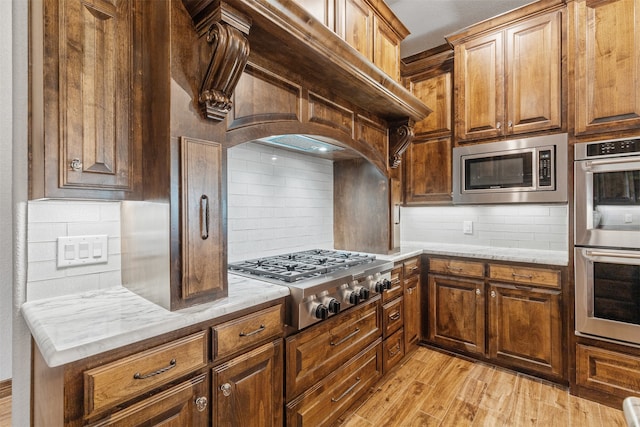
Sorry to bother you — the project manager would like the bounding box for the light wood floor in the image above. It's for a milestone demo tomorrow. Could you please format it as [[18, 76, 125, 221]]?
[[339, 345, 627, 427], [0, 395, 11, 427]]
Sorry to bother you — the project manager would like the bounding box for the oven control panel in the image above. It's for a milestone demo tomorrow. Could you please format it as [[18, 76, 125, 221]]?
[[583, 138, 640, 158]]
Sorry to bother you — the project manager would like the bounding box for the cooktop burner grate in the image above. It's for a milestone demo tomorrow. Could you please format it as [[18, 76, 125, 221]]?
[[228, 249, 377, 282]]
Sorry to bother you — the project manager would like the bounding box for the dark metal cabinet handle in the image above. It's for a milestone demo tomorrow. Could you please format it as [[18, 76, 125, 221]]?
[[133, 359, 176, 380], [200, 195, 210, 240], [389, 311, 401, 321], [331, 377, 361, 402], [330, 328, 360, 346], [239, 325, 265, 337], [389, 344, 401, 357]]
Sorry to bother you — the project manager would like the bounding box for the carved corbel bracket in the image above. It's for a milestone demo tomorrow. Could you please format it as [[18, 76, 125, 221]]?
[[196, 3, 252, 121], [389, 119, 415, 168]]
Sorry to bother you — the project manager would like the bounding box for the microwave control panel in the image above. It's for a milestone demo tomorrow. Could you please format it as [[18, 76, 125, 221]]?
[[538, 149, 553, 187]]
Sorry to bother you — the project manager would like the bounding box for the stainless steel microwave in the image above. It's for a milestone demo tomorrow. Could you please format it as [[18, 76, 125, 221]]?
[[452, 134, 568, 204]]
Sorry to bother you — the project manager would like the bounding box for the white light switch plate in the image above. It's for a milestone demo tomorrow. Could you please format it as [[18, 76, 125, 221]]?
[[57, 235, 108, 268], [463, 221, 473, 235]]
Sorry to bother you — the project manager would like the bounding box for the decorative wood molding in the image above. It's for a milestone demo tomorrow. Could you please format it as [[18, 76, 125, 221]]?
[[193, 2, 252, 121], [389, 119, 415, 168]]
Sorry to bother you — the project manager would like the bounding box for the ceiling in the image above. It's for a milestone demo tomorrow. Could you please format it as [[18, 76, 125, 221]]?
[[385, 0, 534, 58]]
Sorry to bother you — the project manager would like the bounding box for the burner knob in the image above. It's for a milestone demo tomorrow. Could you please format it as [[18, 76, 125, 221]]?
[[326, 298, 341, 314], [352, 286, 369, 301], [313, 303, 329, 320], [348, 292, 360, 305], [383, 279, 392, 290], [374, 281, 385, 293]]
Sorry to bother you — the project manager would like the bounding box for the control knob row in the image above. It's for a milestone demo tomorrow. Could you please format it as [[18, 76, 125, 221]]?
[[311, 298, 341, 320], [373, 278, 392, 293]]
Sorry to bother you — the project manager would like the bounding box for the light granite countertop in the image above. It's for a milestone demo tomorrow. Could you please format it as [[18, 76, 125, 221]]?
[[21, 274, 290, 368], [377, 242, 569, 266]]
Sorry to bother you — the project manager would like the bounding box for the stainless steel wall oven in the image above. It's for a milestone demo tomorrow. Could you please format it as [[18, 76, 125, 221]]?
[[574, 137, 640, 346]]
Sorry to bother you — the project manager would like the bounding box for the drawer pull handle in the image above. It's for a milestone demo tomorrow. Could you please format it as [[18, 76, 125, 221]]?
[[331, 377, 361, 402], [407, 288, 413, 295], [491, 291, 496, 298], [239, 325, 266, 337], [512, 273, 533, 280], [389, 312, 401, 321], [389, 344, 401, 357], [220, 383, 232, 397], [330, 328, 360, 346], [133, 359, 176, 380], [476, 289, 481, 295], [195, 396, 208, 412]]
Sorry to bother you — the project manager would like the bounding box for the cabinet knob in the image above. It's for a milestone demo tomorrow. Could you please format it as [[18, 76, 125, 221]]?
[[491, 290, 496, 298], [70, 158, 82, 171], [195, 396, 208, 412], [475, 288, 481, 295], [220, 383, 232, 397], [496, 122, 502, 129], [508, 121, 513, 128]]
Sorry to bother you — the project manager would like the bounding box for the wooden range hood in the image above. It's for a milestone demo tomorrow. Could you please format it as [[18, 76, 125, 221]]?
[[180, 0, 431, 171]]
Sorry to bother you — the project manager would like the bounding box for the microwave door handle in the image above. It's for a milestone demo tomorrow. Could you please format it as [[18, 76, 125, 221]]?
[[583, 157, 640, 169], [585, 250, 640, 260]]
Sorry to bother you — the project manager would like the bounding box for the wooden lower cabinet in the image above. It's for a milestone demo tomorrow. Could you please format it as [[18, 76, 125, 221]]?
[[88, 374, 209, 427], [212, 339, 283, 427], [285, 340, 383, 427], [428, 274, 485, 355], [403, 274, 420, 350], [488, 284, 562, 377]]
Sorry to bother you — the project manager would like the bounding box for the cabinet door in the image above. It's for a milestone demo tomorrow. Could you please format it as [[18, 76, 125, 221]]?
[[574, 0, 640, 135], [403, 275, 420, 350], [408, 69, 452, 139], [488, 284, 563, 378], [428, 275, 485, 355], [338, 0, 373, 60], [403, 137, 452, 204], [33, 0, 141, 199], [373, 15, 400, 81], [506, 10, 562, 135], [180, 137, 226, 305], [213, 340, 283, 427], [88, 374, 209, 427], [293, 0, 335, 30], [454, 31, 505, 142]]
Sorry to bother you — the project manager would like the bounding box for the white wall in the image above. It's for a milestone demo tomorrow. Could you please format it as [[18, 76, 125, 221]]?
[[401, 204, 568, 251], [227, 142, 334, 261], [0, 0, 13, 383]]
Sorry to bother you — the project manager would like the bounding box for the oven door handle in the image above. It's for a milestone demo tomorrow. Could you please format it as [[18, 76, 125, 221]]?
[[585, 250, 640, 260], [582, 156, 640, 169]]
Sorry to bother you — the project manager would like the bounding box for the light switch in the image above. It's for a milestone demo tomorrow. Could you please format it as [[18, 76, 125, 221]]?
[[57, 235, 108, 267]]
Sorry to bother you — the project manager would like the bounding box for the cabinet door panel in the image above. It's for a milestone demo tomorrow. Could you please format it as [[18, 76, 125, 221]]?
[[404, 137, 452, 205], [180, 137, 225, 302], [488, 284, 562, 377], [506, 10, 562, 134], [213, 340, 283, 427], [428, 275, 485, 355], [339, 0, 373, 59], [410, 72, 452, 138], [373, 16, 400, 81], [454, 32, 504, 142], [404, 275, 420, 350], [575, 0, 640, 134]]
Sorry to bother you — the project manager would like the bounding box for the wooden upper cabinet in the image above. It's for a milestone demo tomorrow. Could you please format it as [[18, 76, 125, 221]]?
[[30, 0, 141, 199], [373, 15, 401, 81], [573, 0, 640, 136], [180, 137, 226, 305], [293, 0, 335, 29], [403, 137, 452, 205], [451, 8, 563, 143], [339, 0, 373, 59]]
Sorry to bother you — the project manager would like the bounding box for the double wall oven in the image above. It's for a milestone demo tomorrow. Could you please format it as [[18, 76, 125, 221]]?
[[574, 137, 640, 346]]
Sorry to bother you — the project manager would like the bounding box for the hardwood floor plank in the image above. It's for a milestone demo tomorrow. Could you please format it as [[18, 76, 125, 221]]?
[[0, 396, 11, 427], [419, 356, 474, 419], [341, 413, 373, 427], [471, 406, 511, 426], [569, 394, 603, 427], [599, 403, 627, 426], [378, 380, 432, 427], [537, 402, 569, 427], [538, 382, 569, 410], [478, 367, 518, 416], [507, 375, 542, 426]]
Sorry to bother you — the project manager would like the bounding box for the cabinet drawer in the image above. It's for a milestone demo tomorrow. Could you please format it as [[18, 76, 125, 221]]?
[[382, 297, 403, 338], [403, 257, 420, 278], [87, 374, 209, 427], [213, 304, 283, 360], [383, 266, 403, 302], [286, 339, 382, 427], [577, 344, 640, 398], [84, 331, 208, 417], [489, 264, 561, 289], [430, 258, 484, 278], [383, 328, 405, 373], [285, 298, 381, 401]]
